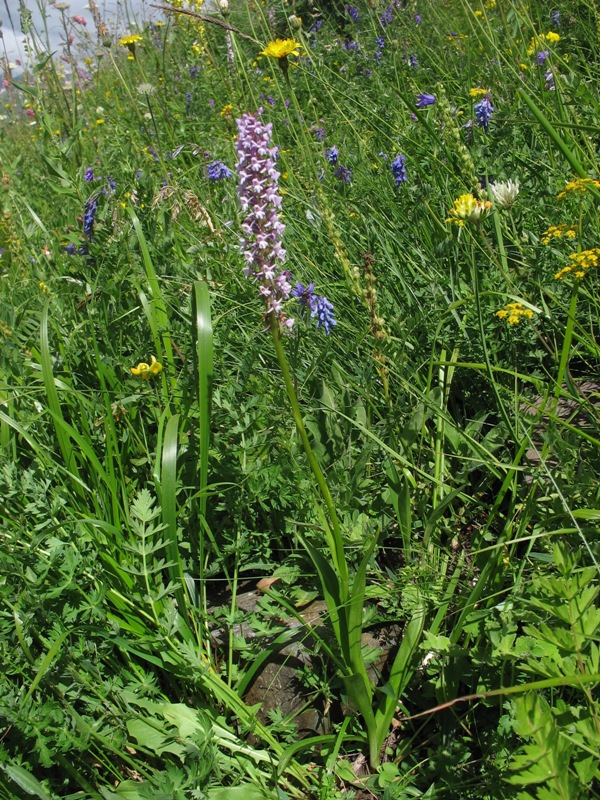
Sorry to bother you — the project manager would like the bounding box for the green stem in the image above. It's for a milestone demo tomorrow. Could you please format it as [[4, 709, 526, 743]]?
[[269, 315, 349, 591], [555, 283, 579, 399], [471, 232, 517, 442]]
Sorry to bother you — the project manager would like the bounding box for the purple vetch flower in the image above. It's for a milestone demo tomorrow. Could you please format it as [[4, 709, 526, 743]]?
[[106, 177, 117, 192], [544, 68, 555, 91], [311, 19, 323, 32], [414, 13, 421, 24], [83, 198, 97, 239], [84, 167, 95, 182], [409, 53, 418, 68], [65, 243, 77, 255], [292, 282, 336, 333], [535, 49, 550, 65], [313, 127, 326, 141], [380, 5, 392, 27], [474, 96, 494, 132], [551, 10, 560, 26], [325, 146, 339, 165], [347, 5, 359, 22], [235, 110, 292, 324], [334, 164, 352, 183], [390, 154, 407, 186], [416, 92, 435, 108], [343, 39, 359, 51], [208, 160, 233, 180], [311, 295, 336, 334]]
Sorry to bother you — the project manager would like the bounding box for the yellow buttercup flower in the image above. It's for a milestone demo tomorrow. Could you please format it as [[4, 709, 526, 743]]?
[[131, 355, 163, 380], [446, 193, 492, 226], [261, 38, 302, 60], [496, 302, 535, 325]]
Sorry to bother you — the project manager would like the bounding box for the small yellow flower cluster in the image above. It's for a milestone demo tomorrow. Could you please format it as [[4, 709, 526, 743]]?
[[446, 193, 492, 226], [474, 9, 483, 17], [261, 39, 302, 60], [485, 0, 496, 7], [469, 87, 488, 98], [554, 248, 600, 281], [526, 31, 560, 55], [496, 302, 535, 326], [556, 176, 600, 199], [220, 103, 234, 117], [541, 224, 577, 245], [131, 355, 163, 380]]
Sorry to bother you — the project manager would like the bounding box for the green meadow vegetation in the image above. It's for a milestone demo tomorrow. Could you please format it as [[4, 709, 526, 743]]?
[[0, 0, 599, 797]]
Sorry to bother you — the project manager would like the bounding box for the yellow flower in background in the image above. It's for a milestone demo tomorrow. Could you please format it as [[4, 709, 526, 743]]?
[[557, 176, 600, 199], [261, 38, 302, 60], [446, 193, 492, 225], [131, 355, 163, 380], [496, 302, 535, 325], [541, 224, 577, 245], [527, 32, 560, 55], [469, 87, 488, 98], [220, 103, 233, 116], [554, 248, 600, 281]]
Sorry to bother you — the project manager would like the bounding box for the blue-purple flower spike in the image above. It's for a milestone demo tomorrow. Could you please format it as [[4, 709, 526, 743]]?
[[325, 146, 339, 165], [208, 160, 233, 180], [83, 198, 97, 239], [391, 154, 407, 186], [474, 96, 494, 132], [311, 295, 336, 334]]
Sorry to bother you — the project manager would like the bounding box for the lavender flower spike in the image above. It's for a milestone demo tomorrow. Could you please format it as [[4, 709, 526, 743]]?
[[235, 110, 293, 325]]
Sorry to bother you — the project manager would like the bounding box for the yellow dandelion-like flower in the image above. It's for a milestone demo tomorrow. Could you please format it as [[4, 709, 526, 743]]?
[[540, 223, 577, 245], [496, 302, 535, 325], [446, 193, 492, 226], [557, 176, 600, 199], [130, 355, 163, 380], [554, 248, 600, 280], [546, 31, 560, 43], [260, 38, 302, 60], [118, 34, 143, 47], [469, 87, 488, 97], [96, 118, 104, 125]]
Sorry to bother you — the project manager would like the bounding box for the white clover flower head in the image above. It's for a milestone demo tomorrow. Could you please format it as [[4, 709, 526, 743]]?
[[490, 179, 520, 208], [218, 0, 229, 11]]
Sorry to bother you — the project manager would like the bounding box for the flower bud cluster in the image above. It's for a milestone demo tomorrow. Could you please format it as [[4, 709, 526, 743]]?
[[235, 110, 292, 323]]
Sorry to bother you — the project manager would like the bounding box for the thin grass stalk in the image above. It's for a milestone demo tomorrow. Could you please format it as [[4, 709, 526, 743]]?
[[269, 315, 348, 589]]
